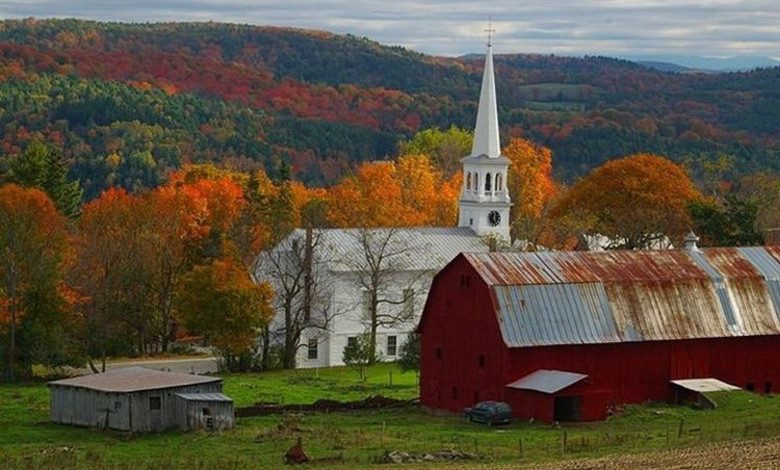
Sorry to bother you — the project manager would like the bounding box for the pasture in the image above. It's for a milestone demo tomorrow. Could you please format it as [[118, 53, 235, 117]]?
[[2, 364, 780, 469]]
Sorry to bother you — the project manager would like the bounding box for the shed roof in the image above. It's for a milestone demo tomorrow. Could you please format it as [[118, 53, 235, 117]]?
[[49, 367, 221, 393], [175, 392, 233, 402], [506, 370, 588, 394], [460, 247, 780, 347], [670, 378, 740, 393]]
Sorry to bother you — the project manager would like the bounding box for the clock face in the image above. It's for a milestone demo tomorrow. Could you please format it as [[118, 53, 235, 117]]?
[[488, 210, 501, 227]]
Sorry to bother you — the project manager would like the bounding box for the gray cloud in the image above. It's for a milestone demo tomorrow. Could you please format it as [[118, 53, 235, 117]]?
[[0, 0, 778, 57]]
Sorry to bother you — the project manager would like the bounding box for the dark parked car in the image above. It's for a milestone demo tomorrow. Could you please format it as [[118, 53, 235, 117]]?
[[463, 401, 512, 425]]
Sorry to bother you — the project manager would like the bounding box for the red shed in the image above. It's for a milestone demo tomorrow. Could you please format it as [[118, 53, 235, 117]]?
[[418, 246, 780, 422]]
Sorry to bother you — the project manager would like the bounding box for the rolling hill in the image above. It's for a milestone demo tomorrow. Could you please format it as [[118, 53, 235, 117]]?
[[0, 18, 778, 198]]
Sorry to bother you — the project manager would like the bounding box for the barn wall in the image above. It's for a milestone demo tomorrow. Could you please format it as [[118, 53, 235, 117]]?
[[420, 256, 507, 412]]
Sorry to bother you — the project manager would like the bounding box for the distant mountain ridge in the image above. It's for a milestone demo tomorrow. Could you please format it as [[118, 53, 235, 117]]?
[[0, 18, 777, 198], [626, 54, 780, 72]]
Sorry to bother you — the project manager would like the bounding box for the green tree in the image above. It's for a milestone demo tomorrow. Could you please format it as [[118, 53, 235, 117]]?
[[689, 195, 764, 247], [7, 141, 83, 218], [397, 332, 420, 374], [342, 333, 377, 383], [399, 126, 473, 177]]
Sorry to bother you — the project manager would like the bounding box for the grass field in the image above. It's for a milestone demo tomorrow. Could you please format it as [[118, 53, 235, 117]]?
[[2, 364, 780, 469]]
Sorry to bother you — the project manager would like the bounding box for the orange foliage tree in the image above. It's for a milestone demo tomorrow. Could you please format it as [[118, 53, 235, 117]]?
[[0, 184, 71, 380], [552, 153, 702, 249], [326, 155, 459, 228], [175, 258, 274, 371]]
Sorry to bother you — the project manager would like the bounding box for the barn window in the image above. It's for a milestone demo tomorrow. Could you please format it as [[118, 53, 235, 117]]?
[[746, 382, 755, 392], [436, 347, 442, 360], [387, 336, 397, 356], [202, 407, 211, 416], [764, 381, 773, 394], [307, 338, 318, 359], [149, 396, 161, 410], [478, 354, 485, 368]]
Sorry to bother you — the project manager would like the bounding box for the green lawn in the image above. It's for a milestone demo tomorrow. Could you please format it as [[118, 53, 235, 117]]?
[[2, 364, 780, 469]]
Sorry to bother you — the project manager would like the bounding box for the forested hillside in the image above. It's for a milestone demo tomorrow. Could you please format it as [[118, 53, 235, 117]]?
[[0, 18, 778, 196]]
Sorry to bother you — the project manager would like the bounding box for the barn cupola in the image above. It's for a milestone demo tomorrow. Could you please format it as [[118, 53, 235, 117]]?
[[458, 38, 512, 242]]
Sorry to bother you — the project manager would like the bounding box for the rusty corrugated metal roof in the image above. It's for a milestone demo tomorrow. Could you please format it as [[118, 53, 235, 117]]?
[[464, 247, 780, 348], [48, 367, 221, 393]]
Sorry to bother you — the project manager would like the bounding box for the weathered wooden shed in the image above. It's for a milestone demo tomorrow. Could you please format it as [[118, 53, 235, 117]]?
[[49, 367, 234, 432]]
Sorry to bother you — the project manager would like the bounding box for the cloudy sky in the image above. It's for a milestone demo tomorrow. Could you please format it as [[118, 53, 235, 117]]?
[[1, 0, 778, 58]]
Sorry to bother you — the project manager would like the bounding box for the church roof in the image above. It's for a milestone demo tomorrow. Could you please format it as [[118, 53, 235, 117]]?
[[469, 44, 502, 159], [260, 227, 489, 275]]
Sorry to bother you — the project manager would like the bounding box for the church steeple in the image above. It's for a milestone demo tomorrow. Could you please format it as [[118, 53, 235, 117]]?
[[457, 39, 512, 242], [470, 44, 501, 159]]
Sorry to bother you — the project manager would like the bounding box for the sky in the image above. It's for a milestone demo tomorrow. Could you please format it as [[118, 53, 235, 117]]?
[[0, 0, 778, 59]]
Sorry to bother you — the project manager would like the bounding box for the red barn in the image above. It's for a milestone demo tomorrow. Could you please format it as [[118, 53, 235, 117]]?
[[418, 245, 780, 422]]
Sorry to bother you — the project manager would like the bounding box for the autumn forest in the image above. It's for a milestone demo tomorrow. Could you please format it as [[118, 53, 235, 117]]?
[[1, 19, 779, 380]]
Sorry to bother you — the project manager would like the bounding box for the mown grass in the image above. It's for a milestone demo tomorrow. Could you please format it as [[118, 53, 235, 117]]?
[[1, 364, 780, 469]]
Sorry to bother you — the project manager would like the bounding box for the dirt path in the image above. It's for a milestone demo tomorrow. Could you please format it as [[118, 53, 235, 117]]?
[[73, 356, 219, 375], [404, 438, 780, 470]]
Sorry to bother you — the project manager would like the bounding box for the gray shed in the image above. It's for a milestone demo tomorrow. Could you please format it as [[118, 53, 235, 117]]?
[[48, 367, 234, 432], [175, 393, 235, 431]]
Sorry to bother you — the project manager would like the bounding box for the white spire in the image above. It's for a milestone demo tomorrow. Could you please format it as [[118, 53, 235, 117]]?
[[470, 44, 501, 158]]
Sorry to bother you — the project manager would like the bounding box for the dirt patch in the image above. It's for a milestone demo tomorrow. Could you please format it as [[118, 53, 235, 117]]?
[[236, 395, 415, 417]]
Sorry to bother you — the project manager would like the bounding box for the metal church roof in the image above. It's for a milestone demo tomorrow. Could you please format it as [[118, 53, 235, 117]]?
[[49, 367, 221, 393], [506, 370, 588, 394], [259, 227, 489, 275], [463, 247, 780, 348]]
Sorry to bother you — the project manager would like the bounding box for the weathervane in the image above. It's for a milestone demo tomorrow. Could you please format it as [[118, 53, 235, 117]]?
[[484, 16, 496, 47]]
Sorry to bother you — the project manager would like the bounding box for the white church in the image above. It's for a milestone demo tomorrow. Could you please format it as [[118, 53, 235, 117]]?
[[254, 42, 512, 368]]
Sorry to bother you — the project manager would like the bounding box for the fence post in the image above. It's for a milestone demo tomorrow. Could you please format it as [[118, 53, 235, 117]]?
[[518, 438, 524, 459], [677, 419, 685, 439], [561, 431, 567, 454]]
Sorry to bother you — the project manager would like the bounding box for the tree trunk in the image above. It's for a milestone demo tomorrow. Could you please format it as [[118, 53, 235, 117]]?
[[368, 300, 379, 365], [260, 326, 271, 371]]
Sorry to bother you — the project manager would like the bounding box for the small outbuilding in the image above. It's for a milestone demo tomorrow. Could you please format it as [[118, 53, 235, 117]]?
[[49, 367, 235, 432]]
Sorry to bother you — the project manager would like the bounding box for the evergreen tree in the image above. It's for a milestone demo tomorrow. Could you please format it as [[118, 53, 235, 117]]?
[[8, 141, 83, 218]]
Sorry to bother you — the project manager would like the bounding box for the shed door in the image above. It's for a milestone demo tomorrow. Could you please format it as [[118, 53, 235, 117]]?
[[553, 396, 582, 422]]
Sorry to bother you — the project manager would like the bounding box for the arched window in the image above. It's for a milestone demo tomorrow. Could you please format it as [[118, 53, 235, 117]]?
[[474, 173, 479, 193], [496, 173, 503, 192], [485, 173, 492, 192], [466, 172, 471, 190]]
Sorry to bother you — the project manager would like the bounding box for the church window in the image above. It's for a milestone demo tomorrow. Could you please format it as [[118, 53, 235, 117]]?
[[403, 288, 415, 317], [307, 338, 318, 359], [485, 173, 492, 191], [474, 174, 479, 192], [466, 172, 471, 190], [496, 173, 503, 191]]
